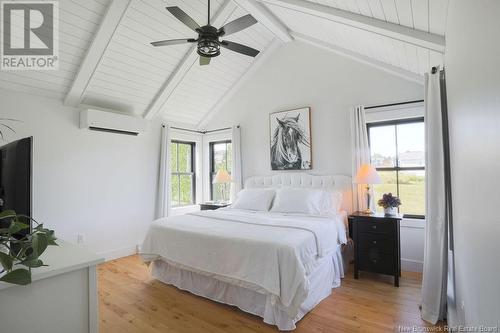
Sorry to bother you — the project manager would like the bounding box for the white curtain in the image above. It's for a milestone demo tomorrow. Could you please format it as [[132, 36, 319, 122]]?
[[350, 105, 373, 211], [421, 68, 451, 324], [156, 124, 172, 218], [230, 126, 242, 203]]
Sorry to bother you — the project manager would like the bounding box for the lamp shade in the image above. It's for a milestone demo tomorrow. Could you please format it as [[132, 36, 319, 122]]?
[[354, 164, 382, 184], [212, 169, 232, 184]]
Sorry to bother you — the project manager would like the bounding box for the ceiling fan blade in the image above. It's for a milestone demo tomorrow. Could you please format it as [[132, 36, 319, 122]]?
[[200, 56, 211, 66], [218, 14, 257, 37], [151, 38, 196, 47], [166, 6, 200, 32], [221, 41, 260, 57]]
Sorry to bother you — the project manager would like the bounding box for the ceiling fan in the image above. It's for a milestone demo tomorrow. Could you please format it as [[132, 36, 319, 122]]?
[[151, 0, 260, 66]]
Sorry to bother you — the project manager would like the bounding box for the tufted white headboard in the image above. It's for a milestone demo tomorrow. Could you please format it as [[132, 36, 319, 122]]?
[[244, 173, 353, 213]]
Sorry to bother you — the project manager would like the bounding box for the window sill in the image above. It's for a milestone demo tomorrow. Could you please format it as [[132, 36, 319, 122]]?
[[401, 218, 426, 229]]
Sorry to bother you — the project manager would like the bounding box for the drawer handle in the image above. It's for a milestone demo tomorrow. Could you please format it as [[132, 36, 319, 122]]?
[[371, 225, 377, 230], [372, 240, 377, 244], [372, 259, 377, 263]]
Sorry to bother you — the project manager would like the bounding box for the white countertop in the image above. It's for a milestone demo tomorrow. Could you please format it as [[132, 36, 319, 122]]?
[[0, 240, 104, 290]]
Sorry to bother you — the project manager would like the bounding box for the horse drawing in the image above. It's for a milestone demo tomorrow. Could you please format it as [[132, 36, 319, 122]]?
[[270, 113, 310, 170]]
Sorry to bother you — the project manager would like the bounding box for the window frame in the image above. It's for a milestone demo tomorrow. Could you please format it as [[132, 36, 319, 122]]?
[[367, 117, 425, 219], [209, 140, 231, 200], [171, 140, 196, 208]]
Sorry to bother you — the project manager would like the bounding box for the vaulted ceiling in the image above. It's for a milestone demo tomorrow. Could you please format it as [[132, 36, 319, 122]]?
[[0, 0, 448, 129]]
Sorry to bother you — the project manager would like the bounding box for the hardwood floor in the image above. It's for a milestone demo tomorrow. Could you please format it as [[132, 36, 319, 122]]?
[[99, 255, 442, 333]]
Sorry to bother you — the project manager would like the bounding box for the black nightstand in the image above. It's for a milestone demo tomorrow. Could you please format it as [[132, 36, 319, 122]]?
[[199, 203, 230, 211], [348, 212, 403, 287]]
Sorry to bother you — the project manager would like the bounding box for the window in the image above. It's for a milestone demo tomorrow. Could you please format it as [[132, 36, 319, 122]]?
[[209, 140, 232, 201], [170, 141, 196, 207], [367, 118, 425, 218]]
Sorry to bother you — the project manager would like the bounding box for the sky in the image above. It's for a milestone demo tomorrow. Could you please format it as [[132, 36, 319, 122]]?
[[369, 122, 425, 158]]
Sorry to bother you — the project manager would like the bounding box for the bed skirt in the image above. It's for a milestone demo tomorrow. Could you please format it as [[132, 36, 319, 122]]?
[[150, 245, 346, 331]]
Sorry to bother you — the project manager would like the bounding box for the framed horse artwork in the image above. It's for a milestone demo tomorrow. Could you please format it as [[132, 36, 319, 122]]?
[[270, 107, 312, 170]]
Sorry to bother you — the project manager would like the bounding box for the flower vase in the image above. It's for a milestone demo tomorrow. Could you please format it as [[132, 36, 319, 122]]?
[[384, 207, 398, 216]]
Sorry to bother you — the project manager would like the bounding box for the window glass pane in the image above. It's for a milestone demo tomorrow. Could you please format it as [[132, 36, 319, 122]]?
[[179, 175, 193, 206], [212, 143, 227, 172], [373, 170, 398, 214], [398, 170, 425, 216], [171, 175, 180, 207], [177, 143, 192, 172], [170, 142, 177, 172], [369, 125, 397, 167], [397, 122, 425, 167]]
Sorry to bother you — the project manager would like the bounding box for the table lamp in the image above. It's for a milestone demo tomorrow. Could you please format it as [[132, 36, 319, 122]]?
[[354, 164, 382, 214], [212, 169, 232, 203]]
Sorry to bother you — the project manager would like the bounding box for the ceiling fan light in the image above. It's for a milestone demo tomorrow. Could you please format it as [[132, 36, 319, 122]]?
[[197, 39, 220, 57]]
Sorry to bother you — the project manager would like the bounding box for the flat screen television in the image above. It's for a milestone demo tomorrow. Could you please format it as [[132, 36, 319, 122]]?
[[0, 137, 32, 236]]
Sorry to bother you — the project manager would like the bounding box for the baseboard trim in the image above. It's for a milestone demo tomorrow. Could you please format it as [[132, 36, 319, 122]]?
[[97, 246, 138, 262], [402, 258, 423, 272]]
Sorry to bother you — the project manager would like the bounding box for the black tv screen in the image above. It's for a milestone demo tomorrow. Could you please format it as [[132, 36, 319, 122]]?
[[0, 137, 32, 235]]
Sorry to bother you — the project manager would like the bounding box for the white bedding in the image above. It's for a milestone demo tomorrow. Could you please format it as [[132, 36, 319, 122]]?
[[140, 208, 347, 318]]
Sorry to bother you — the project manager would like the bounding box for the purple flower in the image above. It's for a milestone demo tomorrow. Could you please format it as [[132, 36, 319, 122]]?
[[377, 193, 401, 208]]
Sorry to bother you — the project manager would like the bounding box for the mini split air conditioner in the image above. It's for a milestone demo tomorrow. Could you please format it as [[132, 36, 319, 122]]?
[[80, 109, 149, 136]]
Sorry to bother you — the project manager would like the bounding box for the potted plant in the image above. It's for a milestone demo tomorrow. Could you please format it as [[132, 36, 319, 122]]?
[[377, 193, 401, 216], [0, 210, 57, 285], [0, 118, 19, 140]]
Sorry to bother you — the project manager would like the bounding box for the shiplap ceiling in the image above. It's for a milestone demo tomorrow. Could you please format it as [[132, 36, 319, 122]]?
[[0, 0, 449, 127], [260, 0, 447, 78], [0, 0, 111, 100]]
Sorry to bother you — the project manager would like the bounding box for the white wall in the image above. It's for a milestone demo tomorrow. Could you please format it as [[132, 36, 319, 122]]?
[[206, 41, 426, 271], [0, 89, 162, 260], [445, 0, 500, 326]]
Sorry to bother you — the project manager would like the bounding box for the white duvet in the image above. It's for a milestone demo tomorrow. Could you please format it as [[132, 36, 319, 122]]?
[[140, 208, 347, 317]]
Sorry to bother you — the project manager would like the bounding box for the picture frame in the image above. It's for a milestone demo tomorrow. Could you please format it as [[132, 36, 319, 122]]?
[[269, 107, 312, 170]]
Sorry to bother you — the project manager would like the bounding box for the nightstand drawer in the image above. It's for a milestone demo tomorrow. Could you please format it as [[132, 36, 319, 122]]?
[[356, 220, 394, 234], [349, 212, 402, 286], [358, 232, 394, 254], [358, 252, 395, 275]]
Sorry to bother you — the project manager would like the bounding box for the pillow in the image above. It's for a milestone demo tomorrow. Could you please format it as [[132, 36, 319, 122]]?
[[270, 188, 343, 216], [327, 190, 343, 213], [231, 189, 276, 211], [270, 188, 325, 215]]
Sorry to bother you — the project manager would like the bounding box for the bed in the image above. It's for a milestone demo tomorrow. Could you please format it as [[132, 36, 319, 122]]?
[[140, 173, 352, 330]]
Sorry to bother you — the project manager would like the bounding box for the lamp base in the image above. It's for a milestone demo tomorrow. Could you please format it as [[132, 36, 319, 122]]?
[[362, 208, 375, 215]]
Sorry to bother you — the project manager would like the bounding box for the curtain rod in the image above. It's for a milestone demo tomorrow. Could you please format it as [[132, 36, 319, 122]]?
[[364, 99, 424, 110], [166, 125, 238, 134]]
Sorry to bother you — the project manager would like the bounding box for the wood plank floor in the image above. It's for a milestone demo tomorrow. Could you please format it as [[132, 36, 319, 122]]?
[[99, 255, 442, 333]]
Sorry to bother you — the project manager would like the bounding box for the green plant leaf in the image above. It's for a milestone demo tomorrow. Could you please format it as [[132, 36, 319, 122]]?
[[0, 252, 13, 271], [47, 238, 58, 246], [8, 221, 29, 234], [0, 268, 31, 285], [32, 233, 48, 257], [0, 210, 16, 220], [21, 259, 44, 268]]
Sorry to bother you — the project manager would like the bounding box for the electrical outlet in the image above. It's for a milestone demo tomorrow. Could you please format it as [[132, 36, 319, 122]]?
[[77, 233, 85, 245]]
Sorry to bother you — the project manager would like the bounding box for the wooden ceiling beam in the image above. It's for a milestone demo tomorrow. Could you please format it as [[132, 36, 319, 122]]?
[[232, 0, 293, 43], [64, 0, 132, 107], [292, 32, 424, 85], [259, 0, 445, 53]]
